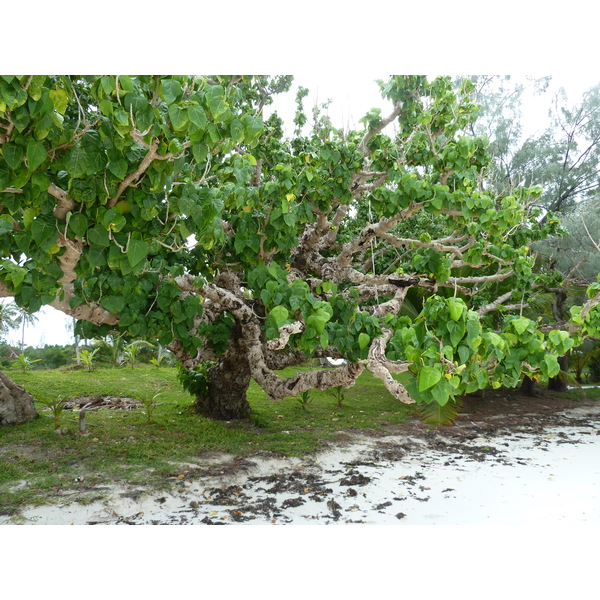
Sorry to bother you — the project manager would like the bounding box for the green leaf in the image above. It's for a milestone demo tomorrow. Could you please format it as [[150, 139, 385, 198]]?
[[447, 298, 464, 322], [358, 332, 370, 350], [87, 225, 110, 248], [188, 105, 208, 130], [34, 114, 54, 140], [108, 159, 128, 180], [547, 329, 573, 354], [68, 213, 88, 238], [99, 99, 113, 116], [113, 108, 129, 126], [27, 76, 46, 101], [168, 139, 183, 156], [192, 143, 208, 163], [1, 80, 27, 110], [11, 107, 29, 133], [8, 265, 26, 288], [447, 320, 465, 347], [31, 217, 58, 251], [270, 305, 289, 328], [230, 118, 244, 143], [511, 317, 531, 336], [205, 84, 227, 118], [431, 379, 452, 406], [87, 245, 106, 268], [100, 295, 126, 313], [126, 239, 148, 267], [49, 88, 68, 115], [26, 140, 47, 171], [100, 76, 115, 95], [118, 75, 134, 92], [65, 146, 92, 178], [306, 313, 328, 335], [161, 79, 182, 104], [543, 354, 560, 378], [418, 365, 442, 392], [241, 114, 263, 143], [3, 143, 24, 170], [168, 105, 188, 130], [102, 208, 126, 233]]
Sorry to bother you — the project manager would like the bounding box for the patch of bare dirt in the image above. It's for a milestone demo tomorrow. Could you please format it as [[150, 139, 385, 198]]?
[[377, 389, 600, 440]]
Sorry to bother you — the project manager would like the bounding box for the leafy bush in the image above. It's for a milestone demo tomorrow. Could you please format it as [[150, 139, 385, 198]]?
[[178, 361, 216, 397]]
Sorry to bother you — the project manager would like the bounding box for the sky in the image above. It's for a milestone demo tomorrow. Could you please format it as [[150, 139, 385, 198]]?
[[2, 72, 599, 348], [2, 2, 599, 348], [4, 5, 600, 590]]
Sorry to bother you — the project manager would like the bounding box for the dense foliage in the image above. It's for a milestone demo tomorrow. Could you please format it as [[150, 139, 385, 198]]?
[[1, 75, 599, 420]]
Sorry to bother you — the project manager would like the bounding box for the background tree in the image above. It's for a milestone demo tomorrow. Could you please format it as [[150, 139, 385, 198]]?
[[470, 76, 600, 216], [0, 300, 20, 340], [1, 75, 599, 425], [17, 307, 38, 350], [471, 76, 600, 392]]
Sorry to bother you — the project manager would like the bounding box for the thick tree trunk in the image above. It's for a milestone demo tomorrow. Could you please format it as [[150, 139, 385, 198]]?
[[0, 370, 38, 426], [548, 354, 569, 393], [520, 376, 539, 397], [194, 323, 252, 420]]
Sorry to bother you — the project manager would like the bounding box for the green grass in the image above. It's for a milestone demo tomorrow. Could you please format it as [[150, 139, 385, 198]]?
[[0, 364, 418, 514]]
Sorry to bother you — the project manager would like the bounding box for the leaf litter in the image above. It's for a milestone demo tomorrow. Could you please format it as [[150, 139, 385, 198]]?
[[3, 396, 600, 525]]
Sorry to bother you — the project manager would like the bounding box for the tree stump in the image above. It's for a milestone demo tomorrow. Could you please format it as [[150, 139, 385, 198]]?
[[0, 370, 38, 426]]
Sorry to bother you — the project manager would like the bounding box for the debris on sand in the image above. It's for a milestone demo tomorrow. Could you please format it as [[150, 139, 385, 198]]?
[[4, 403, 599, 526]]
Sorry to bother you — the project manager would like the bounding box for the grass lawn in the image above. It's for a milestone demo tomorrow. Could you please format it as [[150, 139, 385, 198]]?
[[0, 364, 418, 514]]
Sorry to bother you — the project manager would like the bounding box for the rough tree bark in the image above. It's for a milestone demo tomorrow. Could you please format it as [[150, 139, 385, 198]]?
[[0, 370, 38, 426], [194, 322, 252, 420], [520, 376, 539, 397]]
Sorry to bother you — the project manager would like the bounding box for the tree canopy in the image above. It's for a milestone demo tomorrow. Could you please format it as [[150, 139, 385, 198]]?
[[471, 76, 600, 216], [1, 75, 599, 421]]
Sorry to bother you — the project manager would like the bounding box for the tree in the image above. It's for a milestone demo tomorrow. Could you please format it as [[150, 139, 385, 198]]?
[[1, 75, 599, 424], [471, 76, 600, 393], [17, 307, 38, 350], [0, 299, 20, 339], [471, 76, 600, 217]]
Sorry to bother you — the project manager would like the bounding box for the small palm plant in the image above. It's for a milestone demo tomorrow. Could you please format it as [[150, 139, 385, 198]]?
[[40, 395, 68, 430], [98, 333, 126, 367], [139, 392, 162, 423], [150, 344, 171, 368], [296, 390, 312, 411], [72, 348, 99, 371], [11, 352, 41, 373], [123, 340, 155, 369], [329, 385, 346, 409]]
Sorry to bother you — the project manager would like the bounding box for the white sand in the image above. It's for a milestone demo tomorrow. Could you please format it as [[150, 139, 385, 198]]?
[[3, 405, 599, 526]]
